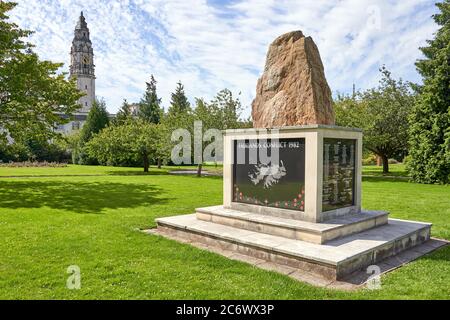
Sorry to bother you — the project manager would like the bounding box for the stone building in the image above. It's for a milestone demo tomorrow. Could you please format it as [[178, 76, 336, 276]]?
[[56, 12, 96, 134]]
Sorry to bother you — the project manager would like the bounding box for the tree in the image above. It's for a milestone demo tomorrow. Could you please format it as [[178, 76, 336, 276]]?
[[80, 99, 109, 142], [75, 98, 109, 164], [335, 67, 415, 173], [168, 81, 190, 116], [0, 2, 83, 144], [138, 75, 162, 124], [408, 0, 450, 184], [153, 122, 172, 169], [86, 120, 161, 172], [209, 89, 243, 129], [113, 99, 132, 126]]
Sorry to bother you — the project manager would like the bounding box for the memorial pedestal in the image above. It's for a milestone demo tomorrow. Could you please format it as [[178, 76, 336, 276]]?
[[154, 125, 433, 283]]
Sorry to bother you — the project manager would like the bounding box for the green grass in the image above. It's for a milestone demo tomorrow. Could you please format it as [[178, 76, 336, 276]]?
[[362, 163, 409, 177], [0, 163, 405, 178], [0, 165, 449, 299], [0, 164, 184, 177], [0, 164, 223, 177]]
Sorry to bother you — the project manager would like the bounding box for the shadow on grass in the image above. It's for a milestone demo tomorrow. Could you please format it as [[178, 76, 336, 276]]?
[[362, 176, 411, 183], [105, 170, 170, 176], [0, 180, 167, 213], [362, 166, 409, 178]]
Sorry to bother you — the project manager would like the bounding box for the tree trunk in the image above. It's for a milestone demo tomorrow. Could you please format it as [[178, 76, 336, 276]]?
[[157, 158, 162, 169], [381, 154, 389, 174], [143, 153, 149, 173], [197, 163, 202, 177]]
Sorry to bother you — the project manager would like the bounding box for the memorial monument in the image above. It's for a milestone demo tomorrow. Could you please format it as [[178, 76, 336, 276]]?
[[154, 31, 433, 283]]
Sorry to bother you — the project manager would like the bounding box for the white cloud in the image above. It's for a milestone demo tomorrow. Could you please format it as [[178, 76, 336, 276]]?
[[10, 0, 438, 117]]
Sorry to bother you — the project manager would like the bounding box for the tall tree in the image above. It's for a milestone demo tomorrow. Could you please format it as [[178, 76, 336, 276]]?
[[209, 89, 243, 129], [168, 81, 190, 116], [79, 99, 109, 142], [138, 75, 162, 124], [75, 98, 109, 164], [335, 67, 415, 173], [408, 0, 450, 184], [0, 2, 82, 144], [113, 99, 132, 126], [194, 98, 217, 129]]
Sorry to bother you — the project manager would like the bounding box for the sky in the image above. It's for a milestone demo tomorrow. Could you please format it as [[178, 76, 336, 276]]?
[[11, 0, 439, 117]]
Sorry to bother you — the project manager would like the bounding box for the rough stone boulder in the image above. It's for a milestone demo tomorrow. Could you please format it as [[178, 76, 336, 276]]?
[[252, 31, 335, 128]]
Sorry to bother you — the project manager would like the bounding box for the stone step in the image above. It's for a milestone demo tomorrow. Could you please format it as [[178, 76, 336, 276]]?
[[196, 205, 389, 244], [156, 214, 431, 280]]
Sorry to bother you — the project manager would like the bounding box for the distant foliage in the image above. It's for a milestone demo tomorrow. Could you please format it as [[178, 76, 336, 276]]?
[[113, 99, 133, 126], [209, 89, 245, 130], [362, 154, 377, 166], [0, 134, 71, 163], [0, 2, 83, 144], [168, 81, 191, 116], [74, 99, 110, 165], [86, 119, 168, 172], [334, 67, 415, 173], [138, 75, 162, 124], [79, 99, 110, 142], [408, 1, 450, 184]]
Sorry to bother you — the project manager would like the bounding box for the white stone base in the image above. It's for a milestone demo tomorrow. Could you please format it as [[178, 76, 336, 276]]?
[[196, 205, 388, 244], [155, 213, 432, 280]]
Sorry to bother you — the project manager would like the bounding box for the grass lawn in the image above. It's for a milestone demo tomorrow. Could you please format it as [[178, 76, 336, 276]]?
[[362, 164, 409, 177], [0, 165, 448, 299]]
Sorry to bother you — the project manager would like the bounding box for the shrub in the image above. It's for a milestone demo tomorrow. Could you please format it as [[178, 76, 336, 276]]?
[[362, 154, 377, 165]]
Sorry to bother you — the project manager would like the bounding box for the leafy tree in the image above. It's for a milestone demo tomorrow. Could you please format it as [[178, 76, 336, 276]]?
[[335, 67, 415, 173], [209, 89, 243, 129], [138, 75, 162, 124], [194, 97, 220, 130], [86, 120, 162, 172], [113, 99, 132, 126], [79, 99, 109, 142], [0, 139, 28, 162], [152, 122, 172, 169], [24, 138, 70, 162], [75, 99, 109, 164], [408, 0, 450, 184], [0, 134, 70, 163], [0, 2, 83, 143], [162, 104, 195, 157], [168, 81, 191, 116]]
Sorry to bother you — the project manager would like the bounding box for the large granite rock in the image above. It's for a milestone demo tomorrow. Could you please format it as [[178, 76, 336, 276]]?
[[252, 31, 335, 128]]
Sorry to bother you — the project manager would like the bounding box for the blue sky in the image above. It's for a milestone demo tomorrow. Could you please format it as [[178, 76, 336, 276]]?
[[11, 0, 438, 117]]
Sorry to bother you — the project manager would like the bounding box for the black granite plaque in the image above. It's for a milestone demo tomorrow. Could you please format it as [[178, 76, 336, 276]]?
[[233, 138, 306, 211], [322, 138, 356, 212]]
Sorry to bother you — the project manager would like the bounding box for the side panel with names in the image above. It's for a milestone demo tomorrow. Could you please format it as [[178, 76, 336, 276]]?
[[322, 138, 356, 212]]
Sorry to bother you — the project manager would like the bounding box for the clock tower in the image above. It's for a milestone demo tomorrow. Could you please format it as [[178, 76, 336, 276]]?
[[70, 11, 95, 113]]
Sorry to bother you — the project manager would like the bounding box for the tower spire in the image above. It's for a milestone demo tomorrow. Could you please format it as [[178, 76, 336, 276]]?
[[76, 11, 87, 30], [70, 11, 95, 113]]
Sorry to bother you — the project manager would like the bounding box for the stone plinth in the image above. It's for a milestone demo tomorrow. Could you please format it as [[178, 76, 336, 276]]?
[[155, 214, 431, 281], [195, 205, 388, 244], [223, 125, 363, 223], [153, 125, 435, 285]]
